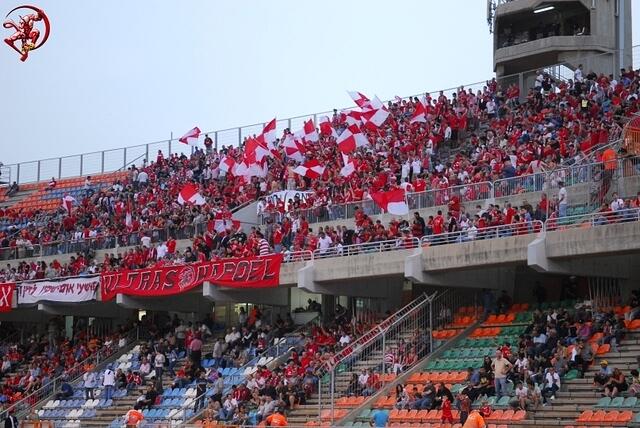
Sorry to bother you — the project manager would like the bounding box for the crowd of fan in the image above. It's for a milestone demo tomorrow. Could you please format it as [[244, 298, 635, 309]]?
[[388, 287, 640, 427], [1, 65, 639, 264], [0, 319, 134, 412]]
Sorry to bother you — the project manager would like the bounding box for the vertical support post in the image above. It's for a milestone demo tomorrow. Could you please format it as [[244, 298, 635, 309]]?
[[429, 300, 433, 353], [80, 155, 83, 176], [169, 133, 173, 156], [330, 369, 335, 425], [36, 161, 41, 182], [145, 144, 149, 165], [101, 151, 105, 173], [124, 147, 127, 170], [58, 158, 62, 179], [238, 127, 241, 146], [214, 131, 219, 152]]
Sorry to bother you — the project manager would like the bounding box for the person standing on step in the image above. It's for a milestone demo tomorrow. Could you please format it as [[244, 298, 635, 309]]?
[[102, 365, 116, 401], [83, 367, 97, 400], [491, 350, 512, 399]]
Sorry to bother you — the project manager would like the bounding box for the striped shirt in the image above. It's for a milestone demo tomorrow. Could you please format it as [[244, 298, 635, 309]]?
[[258, 239, 271, 256]]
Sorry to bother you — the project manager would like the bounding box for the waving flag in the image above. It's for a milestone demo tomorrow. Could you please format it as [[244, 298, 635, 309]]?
[[260, 118, 277, 145], [340, 153, 356, 177], [361, 96, 390, 129], [178, 183, 206, 205], [125, 199, 133, 227], [293, 159, 325, 179], [300, 119, 318, 142], [410, 101, 427, 124], [219, 156, 236, 174], [344, 110, 363, 126], [282, 135, 306, 162], [336, 124, 369, 154], [244, 137, 271, 164], [371, 189, 409, 215], [179, 127, 201, 146], [319, 116, 338, 138], [213, 217, 241, 233], [348, 91, 371, 109], [61, 194, 76, 213]]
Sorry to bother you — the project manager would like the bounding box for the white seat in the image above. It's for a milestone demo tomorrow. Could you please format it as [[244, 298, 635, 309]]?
[[182, 398, 193, 408], [172, 409, 184, 420], [185, 388, 196, 398], [264, 357, 274, 365], [167, 408, 178, 419], [37, 409, 45, 417], [43, 400, 54, 409]]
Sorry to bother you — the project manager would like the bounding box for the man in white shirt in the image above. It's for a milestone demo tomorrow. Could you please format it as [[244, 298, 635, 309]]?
[[156, 242, 168, 260], [557, 181, 567, 217], [137, 170, 149, 187], [510, 381, 529, 410], [317, 232, 333, 255], [140, 234, 151, 248], [610, 192, 624, 211], [102, 365, 116, 401], [154, 352, 166, 379], [542, 367, 561, 403]]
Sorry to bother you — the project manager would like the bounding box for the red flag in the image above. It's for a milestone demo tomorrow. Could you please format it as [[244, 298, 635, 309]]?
[[0, 283, 15, 313], [244, 137, 271, 164], [410, 101, 427, 124], [371, 189, 409, 215], [292, 159, 325, 179], [347, 90, 371, 109], [179, 127, 201, 146], [282, 135, 306, 162], [61, 194, 76, 214], [319, 116, 338, 138], [178, 183, 206, 205], [219, 156, 236, 174], [336, 125, 368, 154], [301, 119, 318, 142]]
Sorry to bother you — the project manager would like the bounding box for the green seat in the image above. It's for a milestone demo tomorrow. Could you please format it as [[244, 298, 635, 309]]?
[[495, 396, 511, 408], [460, 348, 471, 358], [622, 397, 638, 408], [425, 360, 438, 370], [450, 383, 464, 394], [486, 396, 497, 406], [609, 397, 625, 408], [594, 397, 611, 408], [443, 349, 457, 359], [358, 409, 371, 419], [563, 369, 579, 381]]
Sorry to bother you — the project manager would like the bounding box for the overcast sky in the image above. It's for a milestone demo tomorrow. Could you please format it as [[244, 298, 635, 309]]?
[[1, 0, 639, 167]]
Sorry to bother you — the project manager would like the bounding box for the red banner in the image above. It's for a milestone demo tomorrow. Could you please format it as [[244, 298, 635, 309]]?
[[0, 283, 16, 313], [100, 254, 283, 301]]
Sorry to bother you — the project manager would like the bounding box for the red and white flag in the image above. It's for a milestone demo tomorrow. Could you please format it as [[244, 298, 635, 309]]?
[[293, 159, 325, 179], [344, 110, 363, 126], [177, 183, 206, 205], [179, 127, 201, 146], [340, 153, 356, 177], [235, 161, 268, 178], [336, 124, 369, 154], [0, 283, 15, 313], [219, 156, 236, 174], [410, 101, 427, 124], [361, 96, 389, 129], [62, 194, 76, 213], [244, 137, 271, 164], [371, 189, 409, 215], [347, 91, 371, 109], [319, 116, 338, 138], [282, 134, 306, 162], [299, 119, 318, 143], [125, 199, 133, 227], [260, 118, 277, 146], [213, 217, 241, 233]]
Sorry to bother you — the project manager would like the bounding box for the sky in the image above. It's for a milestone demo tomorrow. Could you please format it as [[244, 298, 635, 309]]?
[[1, 0, 639, 168]]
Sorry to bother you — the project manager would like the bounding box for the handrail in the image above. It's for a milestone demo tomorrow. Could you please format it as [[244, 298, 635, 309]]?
[[420, 220, 544, 246], [312, 237, 420, 260], [544, 208, 640, 231], [0, 326, 141, 420], [264, 155, 640, 225]]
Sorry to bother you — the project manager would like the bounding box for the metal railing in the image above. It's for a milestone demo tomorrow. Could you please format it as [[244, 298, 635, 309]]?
[[544, 207, 640, 231], [420, 220, 544, 246], [4, 45, 638, 185], [0, 326, 141, 421], [317, 289, 480, 424], [262, 155, 640, 225]]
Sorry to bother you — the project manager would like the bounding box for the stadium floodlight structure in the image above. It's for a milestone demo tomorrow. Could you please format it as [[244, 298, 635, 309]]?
[[487, 0, 632, 86]]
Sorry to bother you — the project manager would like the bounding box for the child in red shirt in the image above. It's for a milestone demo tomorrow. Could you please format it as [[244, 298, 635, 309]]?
[[441, 395, 454, 424]]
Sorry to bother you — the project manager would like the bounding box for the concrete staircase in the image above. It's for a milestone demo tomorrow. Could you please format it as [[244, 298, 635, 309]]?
[[0, 188, 35, 209], [286, 333, 412, 426], [57, 341, 217, 427], [514, 331, 640, 427]]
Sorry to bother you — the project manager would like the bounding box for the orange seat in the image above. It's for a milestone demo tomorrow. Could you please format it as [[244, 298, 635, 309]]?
[[589, 332, 604, 343], [486, 315, 498, 324], [486, 410, 504, 422], [499, 410, 514, 420], [576, 410, 593, 422], [505, 313, 516, 322], [617, 410, 633, 422], [596, 344, 610, 355], [589, 410, 607, 423], [630, 319, 640, 330], [603, 410, 620, 423]]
